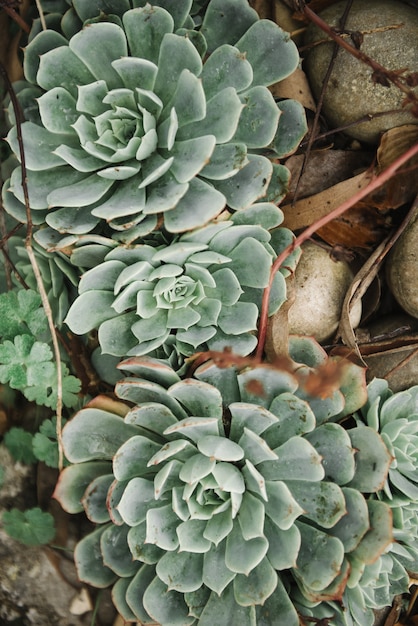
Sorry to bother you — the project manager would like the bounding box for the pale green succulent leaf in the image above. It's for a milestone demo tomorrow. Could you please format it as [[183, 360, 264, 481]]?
[[169, 379, 223, 421], [164, 417, 219, 444], [53, 144, 104, 172], [82, 474, 114, 523], [260, 437, 324, 482], [122, 5, 174, 63], [7, 123, 67, 171], [176, 326, 217, 349], [24, 30, 69, 84], [288, 480, 346, 528], [131, 311, 169, 342], [208, 268, 243, 306], [194, 298, 221, 327], [200, 0, 258, 53], [268, 270, 288, 316], [217, 301, 258, 335], [264, 162, 291, 205], [236, 19, 299, 86], [295, 521, 345, 591], [197, 436, 244, 462], [238, 366, 297, 407], [228, 237, 272, 287], [177, 519, 212, 553], [179, 453, 215, 484], [47, 173, 114, 208], [62, 408, 139, 462], [225, 519, 268, 575], [229, 403, 278, 442], [264, 480, 304, 531], [75, 79, 108, 115], [164, 177, 226, 233], [37, 87, 78, 135], [347, 426, 392, 492], [154, 459, 182, 500], [201, 541, 234, 595], [162, 70, 204, 129], [79, 260, 125, 293], [234, 556, 277, 607], [201, 44, 253, 99], [216, 154, 272, 210], [212, 462, 245, 494], [157, 550, 204, 592], [256, 575, 300, 626], [234, 87, 280, 148], [98, 163, 142, 181], [331, 487, 369, 553], [92, 176, 147, 219], [117, 477, 157, 526], [65, 290, 117, 334], [105, 478, 127, 527], [145, 504, 180, 551], [53, 461, 112, 514], [272, 99, 308, 158], [101, 524, 139, 577], [127, 521, 164, 564], [46, 204, 101, 234], [74, 525, 118, 588], [389, 468, 418, 501], [154, 33, 202, 101], [37, 45, 95, 97], [112, 576, 139, 623], [350, 500, 393, 565], [231, 202, 284, 229], [99, 313, 138, 356], [124, 564, 160, 623], [113, 435, 162, 482], [69, 22, 127, 89], [143, 575, 195, 626], [112, 56, 158, 92], [167, 306, 201, 330], [124, 402, 178, 436], [200, 142, 248, 180], [297, 388, 346, 426], [203, 508, 233, 547], [264, 516, 300, 569], [238, 428, 278, 465], [304, 423, 356, 485], [237, 491, 265, 540], [147, 440, 196, 470], [179, 87, 243, 144]]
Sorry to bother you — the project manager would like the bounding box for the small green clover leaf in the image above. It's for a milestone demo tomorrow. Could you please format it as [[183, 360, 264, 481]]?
[[24, 363, 81, 409], [3, 427, 37, 464], [32, 417, 68, 468], [2, 507, 55, 546], [0, 290, 48, 341], [0, 335, 53, 390]]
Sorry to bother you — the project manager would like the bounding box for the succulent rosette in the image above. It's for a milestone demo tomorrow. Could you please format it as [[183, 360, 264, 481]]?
[[53, 339, 400, 625], [64, 212, 299, 362], [353, 379, 418, 576], [3, 0, 306, 244]]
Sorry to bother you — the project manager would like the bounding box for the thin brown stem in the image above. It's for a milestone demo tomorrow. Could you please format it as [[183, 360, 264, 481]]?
[[0, 61, 65, 471], [2, 5, 30, 33]]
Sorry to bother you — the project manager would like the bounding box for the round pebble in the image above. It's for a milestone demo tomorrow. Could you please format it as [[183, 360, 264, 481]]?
[[304, 0, 418, 143]]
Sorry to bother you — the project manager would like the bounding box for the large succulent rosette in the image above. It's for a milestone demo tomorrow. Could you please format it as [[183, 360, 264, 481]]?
[[54, 339, 401, 626], [64, 212, 299, 362], [3, 0, 306, 245]]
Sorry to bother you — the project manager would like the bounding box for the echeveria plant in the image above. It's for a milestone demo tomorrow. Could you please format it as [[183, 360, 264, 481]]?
[[53, 339, 405, 626], [64, 209, 299, 364], [3, 0, 306, 245]]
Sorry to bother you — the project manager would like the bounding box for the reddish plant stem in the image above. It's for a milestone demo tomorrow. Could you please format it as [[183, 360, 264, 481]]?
[[255, 140, 418, 360], [2, 5, 30, 33]]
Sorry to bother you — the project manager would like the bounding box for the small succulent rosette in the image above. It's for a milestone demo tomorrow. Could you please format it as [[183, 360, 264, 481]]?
[[353, 379, 418, 574], [3, 0, 307, 245], [64, 214, 299, 364], [54, 339, 403, 626]]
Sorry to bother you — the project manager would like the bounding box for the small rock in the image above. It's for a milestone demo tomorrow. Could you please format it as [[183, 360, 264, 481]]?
[[287, 241, 362, 342], [386, 209, 418, 318], [304, 0, 418, 143]]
